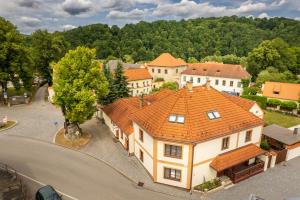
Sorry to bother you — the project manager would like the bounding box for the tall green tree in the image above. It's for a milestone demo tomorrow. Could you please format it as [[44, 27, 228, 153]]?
[[113, 62, 130, 99], [52, 47, 108, 138], [31, 30, 69, 85], [247, 38, 297, 79], [99, 65, 118, 105], [0, 17, 33, 91]]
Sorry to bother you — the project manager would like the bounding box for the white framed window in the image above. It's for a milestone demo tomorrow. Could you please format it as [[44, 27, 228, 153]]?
[[168, 115, 185, 123], [177, 116, 185, 123], [168, 115, 177, 122], [207, 111, 221, 120]]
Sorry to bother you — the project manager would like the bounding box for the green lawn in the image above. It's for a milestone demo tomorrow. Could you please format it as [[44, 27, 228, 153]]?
[[264, 110, 300, 128]]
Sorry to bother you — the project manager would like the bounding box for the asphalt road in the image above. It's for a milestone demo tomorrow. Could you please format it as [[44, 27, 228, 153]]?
[[0, 134, 186, 200]]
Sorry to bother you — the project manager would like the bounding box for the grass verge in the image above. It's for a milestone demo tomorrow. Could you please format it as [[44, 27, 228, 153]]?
[[54, 128, 92, 149], [264, 110, 300, 128], [0, 121, 16, 131]]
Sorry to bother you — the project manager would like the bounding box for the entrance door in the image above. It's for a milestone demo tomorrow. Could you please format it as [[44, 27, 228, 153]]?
[[115, 130, 119, 139]]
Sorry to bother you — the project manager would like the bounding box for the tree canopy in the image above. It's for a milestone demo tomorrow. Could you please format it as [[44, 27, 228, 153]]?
[[52, 47, 108, 136], [0, 17, 33, 91]]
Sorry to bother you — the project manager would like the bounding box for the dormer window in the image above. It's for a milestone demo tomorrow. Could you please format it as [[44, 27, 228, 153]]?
[[207, 111, 220, 120], [168, 115, 185, 123]]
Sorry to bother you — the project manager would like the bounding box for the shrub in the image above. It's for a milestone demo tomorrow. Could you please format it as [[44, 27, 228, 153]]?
[[154, 77, 164, 82], [194, 179, 221, 192], [242, 87, 260, 95], [267, 99, 281, 107], [280, 101, 297, 111], [241, 95, 267, 109], [260, 139, 270, 151]]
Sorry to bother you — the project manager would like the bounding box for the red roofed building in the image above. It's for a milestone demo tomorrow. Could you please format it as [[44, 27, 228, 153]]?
[[101, 83, 268, 189], [147, 53, 187, 83], [124, 68, 153, 96], [181, 62, 251, 96]]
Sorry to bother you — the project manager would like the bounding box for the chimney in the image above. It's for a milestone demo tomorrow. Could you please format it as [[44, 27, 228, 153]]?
[[139, 94, 145, 108], [206, 79, 211, 90], [293, 128, 299, 136], [186, 81, 193, 92]]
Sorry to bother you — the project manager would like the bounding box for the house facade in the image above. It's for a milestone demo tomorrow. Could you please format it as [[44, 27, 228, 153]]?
[[131, 83, 266, 189], [147, 53, 187, 83], [124, 68, 153, 96], [180, 62, 251, 96]]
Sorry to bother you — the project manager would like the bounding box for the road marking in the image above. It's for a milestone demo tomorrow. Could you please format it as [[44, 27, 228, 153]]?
[[17, 172, 79, 200]]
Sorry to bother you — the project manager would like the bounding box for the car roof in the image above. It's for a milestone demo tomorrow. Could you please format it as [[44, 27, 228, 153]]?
[[38, 185, 58, 198]]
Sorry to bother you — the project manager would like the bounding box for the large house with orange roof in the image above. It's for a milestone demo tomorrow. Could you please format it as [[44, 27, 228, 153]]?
[[262, 81, 300, 101], [124, 68, 153, 96], [101, 82, 268, 189], [180, 62, 251, 96], [147, 53, 187, 83]]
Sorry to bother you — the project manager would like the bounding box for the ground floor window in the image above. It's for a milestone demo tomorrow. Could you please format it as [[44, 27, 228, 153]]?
[[164, 167, 181, 181]]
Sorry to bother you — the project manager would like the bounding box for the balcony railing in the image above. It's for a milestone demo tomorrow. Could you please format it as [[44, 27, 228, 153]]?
[[231, 160, 264, 183]]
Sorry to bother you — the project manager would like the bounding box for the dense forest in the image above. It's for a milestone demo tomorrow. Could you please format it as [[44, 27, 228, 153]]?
[[60, 16, 300, 62], [1, 16, 300, 93]]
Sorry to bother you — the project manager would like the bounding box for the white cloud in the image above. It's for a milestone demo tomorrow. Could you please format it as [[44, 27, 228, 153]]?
[[62, 24, 78, 30], [19, 16, 41, 27], [107, 8, 148, 20], [258, 12, 270, 19]]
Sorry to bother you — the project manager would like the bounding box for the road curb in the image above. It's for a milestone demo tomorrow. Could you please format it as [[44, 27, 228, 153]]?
[[5, 134, 198, 199], [0, 120, 18, 132]]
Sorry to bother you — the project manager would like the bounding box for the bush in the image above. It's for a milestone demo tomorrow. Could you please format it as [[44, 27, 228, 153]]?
[[241, 95, 267, 109], [154, 77, 164, 82], [267, 99, 281, 107], [242, 86, 260, 95], [194, 179, 221, 192], [280, 101, 297, 111], [260, 139, 270, 150]]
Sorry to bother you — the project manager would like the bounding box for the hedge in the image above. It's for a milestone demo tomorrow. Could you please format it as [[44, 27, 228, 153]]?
[[267, 99, 281, 107], [241, 95, 267, 109], [280, 101, 297, 111]]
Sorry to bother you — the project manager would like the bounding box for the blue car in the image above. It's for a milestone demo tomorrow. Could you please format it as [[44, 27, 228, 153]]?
[[35, 185, 62, 200]]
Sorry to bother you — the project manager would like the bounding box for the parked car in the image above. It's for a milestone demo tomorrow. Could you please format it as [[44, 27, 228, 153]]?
[[35, 185, 62, 200]]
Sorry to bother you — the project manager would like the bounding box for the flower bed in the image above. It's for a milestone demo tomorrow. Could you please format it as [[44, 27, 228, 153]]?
[[194, 179, 221, 192], [0, 121, 17, 131]]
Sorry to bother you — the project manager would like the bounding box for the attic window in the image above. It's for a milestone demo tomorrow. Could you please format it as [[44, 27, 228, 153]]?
[[216, 69, 220, 72], [168, 115, 185, 124], [203, 69, 207, 71], [207, 111, 221, 120]]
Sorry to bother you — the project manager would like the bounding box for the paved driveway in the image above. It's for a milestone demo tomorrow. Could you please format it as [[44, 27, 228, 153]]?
[[208, 157, 300, 200]]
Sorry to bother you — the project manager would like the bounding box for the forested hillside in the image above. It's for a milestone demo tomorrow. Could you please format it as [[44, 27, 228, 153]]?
[[61, 16, 300, 62]]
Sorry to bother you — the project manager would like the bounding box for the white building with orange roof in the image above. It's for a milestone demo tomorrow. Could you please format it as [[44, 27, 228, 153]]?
[[102, 82, 269, 190], [124, 68, 153, 96], [129, 83, 267, 189], [180, 62, 251, 96], [147, 53, 188, 83]]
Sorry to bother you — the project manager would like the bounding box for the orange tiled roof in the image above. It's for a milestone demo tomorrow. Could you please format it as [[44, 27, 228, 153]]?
[[102, 89, 174, 135], [222, 92, 256, 111], [147, 53, 187, 67], [210, 144, 265, 172], [124, 68, 152, 81], [183, 62, 251, 79], [262, 82, 300, 101], [130, 86, 263, 143]]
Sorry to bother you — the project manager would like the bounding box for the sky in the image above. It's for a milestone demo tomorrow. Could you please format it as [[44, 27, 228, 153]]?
[[0, 0, 299, 34]]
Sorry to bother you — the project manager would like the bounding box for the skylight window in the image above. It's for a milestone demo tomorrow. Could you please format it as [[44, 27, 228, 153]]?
[[207, 111, 221, 120], [168, 115, 177, 122], [177, 116, 185, 123], [168, 115, 185, 124]]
